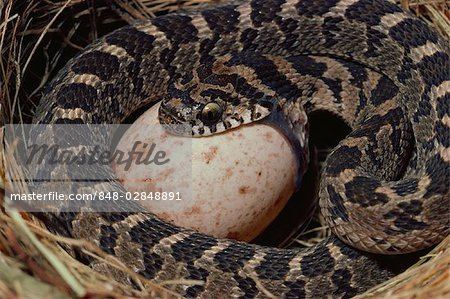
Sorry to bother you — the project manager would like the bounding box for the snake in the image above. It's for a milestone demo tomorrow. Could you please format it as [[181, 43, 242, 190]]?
[[26, 0, 449, 297]]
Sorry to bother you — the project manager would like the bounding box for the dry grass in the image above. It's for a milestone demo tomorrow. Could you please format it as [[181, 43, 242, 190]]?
[[359, 235, 450, 299], [0, 0, 449, 298]]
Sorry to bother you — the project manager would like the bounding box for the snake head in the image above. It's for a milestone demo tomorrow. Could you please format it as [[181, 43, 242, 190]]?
[[159, 73, 276, 137]]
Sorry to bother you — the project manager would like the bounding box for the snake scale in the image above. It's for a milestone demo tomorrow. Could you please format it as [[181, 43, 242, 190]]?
[[28, 0, 449, 297]]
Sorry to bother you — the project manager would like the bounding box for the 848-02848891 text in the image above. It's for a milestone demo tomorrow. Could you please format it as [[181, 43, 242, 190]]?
[[9, 191, 182, 201]]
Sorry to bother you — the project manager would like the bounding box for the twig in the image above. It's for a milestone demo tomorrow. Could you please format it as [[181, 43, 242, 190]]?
[[8, 210, 86, 297]]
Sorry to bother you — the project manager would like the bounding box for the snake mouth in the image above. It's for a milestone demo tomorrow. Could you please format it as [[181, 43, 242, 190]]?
[[158, 103, 194, 137]]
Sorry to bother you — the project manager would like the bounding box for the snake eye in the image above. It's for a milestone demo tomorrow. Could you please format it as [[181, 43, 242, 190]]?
[[201, 102, 222, 124]]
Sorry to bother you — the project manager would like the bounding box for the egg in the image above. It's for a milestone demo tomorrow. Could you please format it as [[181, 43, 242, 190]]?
[[113, 102, 298, 241]]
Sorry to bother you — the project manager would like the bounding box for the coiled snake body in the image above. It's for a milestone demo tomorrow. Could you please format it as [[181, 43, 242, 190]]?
[[30, 0, 449, 297]]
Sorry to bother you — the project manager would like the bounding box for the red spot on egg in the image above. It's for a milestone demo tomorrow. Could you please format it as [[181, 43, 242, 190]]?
[[202, 146, 218, 164], [239, 186, 251, 194]]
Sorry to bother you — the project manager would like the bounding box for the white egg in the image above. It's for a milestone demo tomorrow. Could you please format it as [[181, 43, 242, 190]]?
[[113, 102, 297, 241]]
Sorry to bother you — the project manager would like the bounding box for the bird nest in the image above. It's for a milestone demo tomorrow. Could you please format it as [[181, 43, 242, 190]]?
[[0, 0, 449, 298]]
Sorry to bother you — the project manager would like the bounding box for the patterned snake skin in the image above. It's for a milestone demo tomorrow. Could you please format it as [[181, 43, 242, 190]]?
[[30, 0, 449, 297]]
